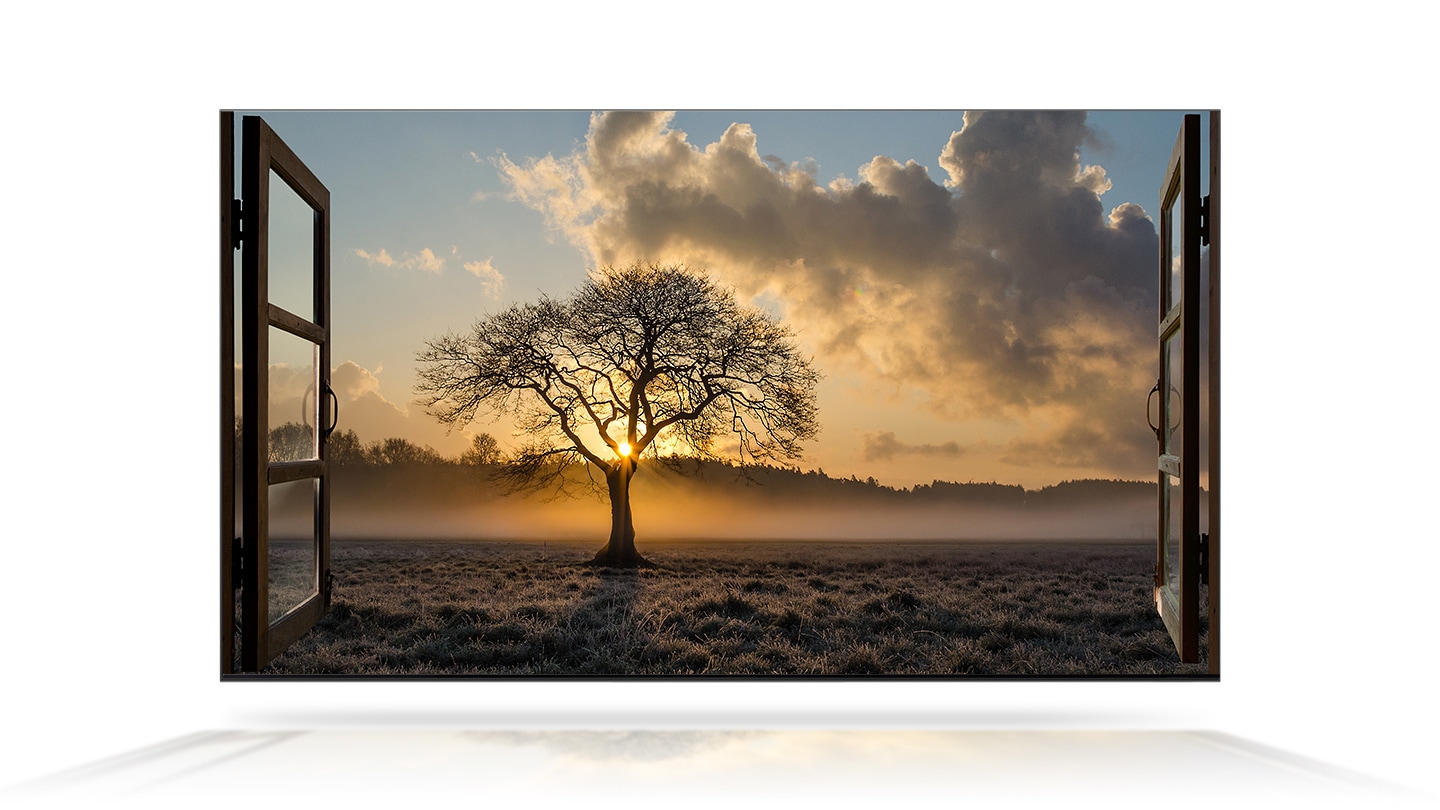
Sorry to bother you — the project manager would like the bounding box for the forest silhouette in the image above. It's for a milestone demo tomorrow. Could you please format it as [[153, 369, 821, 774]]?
[[253, 420, 1163, 543]]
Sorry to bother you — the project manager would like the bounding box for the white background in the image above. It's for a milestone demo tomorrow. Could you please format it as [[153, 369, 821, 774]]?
[[1, 1, 1434, 803]]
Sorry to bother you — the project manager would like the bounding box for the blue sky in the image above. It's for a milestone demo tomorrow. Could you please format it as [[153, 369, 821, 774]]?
[[236, 109, 1207, 488]]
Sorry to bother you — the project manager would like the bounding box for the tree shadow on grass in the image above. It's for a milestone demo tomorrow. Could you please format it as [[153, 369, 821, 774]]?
[[562, 566, 650, 674]]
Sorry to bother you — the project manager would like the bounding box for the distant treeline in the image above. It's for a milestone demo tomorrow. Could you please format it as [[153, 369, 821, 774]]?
[[242, 421, 501, 467], [249, 422, 1155, 509], [645, 458, 1155, 510]]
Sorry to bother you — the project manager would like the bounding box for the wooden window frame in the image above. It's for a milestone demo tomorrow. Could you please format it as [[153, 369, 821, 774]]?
[[222, 113, 334, 674], [1155, 114, 1202, 663], [1154, 112, 1218, 672]]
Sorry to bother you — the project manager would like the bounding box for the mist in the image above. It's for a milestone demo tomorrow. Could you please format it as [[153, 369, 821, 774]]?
[[322, 463, 1156, 543]]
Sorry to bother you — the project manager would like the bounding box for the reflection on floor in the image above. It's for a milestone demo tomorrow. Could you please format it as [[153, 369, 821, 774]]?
[[6, 729, 1432, 809]]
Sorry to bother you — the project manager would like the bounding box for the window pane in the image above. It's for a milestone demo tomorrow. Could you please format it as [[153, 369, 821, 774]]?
[[268, 478, 318, 623], [268, 169, 316, 321], [1163, 330, 1183, 458], [1161, 326, 1183, 594], [1164, 474, 1181, 594], [268, 327, 317, 462], [1165, 192, 1182, 312]]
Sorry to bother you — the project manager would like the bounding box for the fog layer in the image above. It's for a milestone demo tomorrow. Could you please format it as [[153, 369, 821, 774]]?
[[323, 463, 1157, 542]]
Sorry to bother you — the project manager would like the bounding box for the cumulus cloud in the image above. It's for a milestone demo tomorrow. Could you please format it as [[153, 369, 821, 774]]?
[[861, 431, 963, 463], [326, 360, 470, 455], [496, 110, 1161, 479], [248, 361, 316, 430], [326, 360, 418, 442], [463, 257, 504, 298], [330, 359, 382, 400], [235, 358, 473, 459], [245, 359, 389, 434]]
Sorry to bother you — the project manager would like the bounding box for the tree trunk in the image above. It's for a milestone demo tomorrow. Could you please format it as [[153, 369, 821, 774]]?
[[590, 460, 652, 567]]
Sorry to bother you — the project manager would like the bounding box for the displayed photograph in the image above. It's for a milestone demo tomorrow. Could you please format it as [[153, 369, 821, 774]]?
[[221, 109, 1218, 677]]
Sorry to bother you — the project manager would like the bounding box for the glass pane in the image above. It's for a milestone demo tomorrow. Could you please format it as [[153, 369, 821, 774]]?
[[268, 478, 318, 622], [268, 169, 316, 321], [1161, 326, 1183, 595], [1165, 192, 1182, 311], [233, 271, 244, 527], [1198, 239, 1212, 514], [1163, 331, 1183, 458], [1165, 474, 1181, 594], [268, 326, 318, 462]]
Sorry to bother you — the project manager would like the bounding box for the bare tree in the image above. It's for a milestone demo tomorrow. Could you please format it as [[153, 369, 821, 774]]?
[[365, 436, 446, 467], [415, 262, 821, 566], [459, 432, 503, 465], [268, 421, 313, 462]]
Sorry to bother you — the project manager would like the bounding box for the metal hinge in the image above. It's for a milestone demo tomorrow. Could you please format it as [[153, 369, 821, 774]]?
[[1198, 195, 1211, 246], [323, 569, 334, 601], [231, 199, 243, 249], [1198, 532, 1210, 586], [231, 535, 244, 590]]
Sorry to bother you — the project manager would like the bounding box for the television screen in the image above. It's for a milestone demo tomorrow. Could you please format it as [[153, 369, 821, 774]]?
[[222, 109, 1218, 678]]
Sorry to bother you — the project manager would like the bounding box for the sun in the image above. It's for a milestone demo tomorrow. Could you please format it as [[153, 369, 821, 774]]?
[[617, 441, 632, 457]]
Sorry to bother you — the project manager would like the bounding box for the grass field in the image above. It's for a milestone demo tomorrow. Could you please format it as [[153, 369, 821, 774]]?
[[259, 539, 1209, 677]]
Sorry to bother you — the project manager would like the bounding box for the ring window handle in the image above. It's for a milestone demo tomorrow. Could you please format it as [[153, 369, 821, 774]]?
[[1147, 380, 1182, 442], [1146, 381, 1162, 439], [323, 383, 339, 441]]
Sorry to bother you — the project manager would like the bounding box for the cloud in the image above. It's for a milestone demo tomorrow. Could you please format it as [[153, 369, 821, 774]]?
[[354, 246, 445, 273], [410, 247, 444, 273], [463, 257, 504, 298], [327, 360, 416, 442], [861, 431, 963, 463], [493, 149, 591, 245], [331, 359, 382, 399], [354, 247, 395, 267], [496, 110, 1161, 479], [235, 359, 475, 458], [354, 245, 501, 297], [326, 360, 470, 455], [247, 361, 316, 429]]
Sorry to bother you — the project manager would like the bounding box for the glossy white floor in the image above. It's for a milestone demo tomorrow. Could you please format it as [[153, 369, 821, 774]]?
[[6, 728, 1432, 809]]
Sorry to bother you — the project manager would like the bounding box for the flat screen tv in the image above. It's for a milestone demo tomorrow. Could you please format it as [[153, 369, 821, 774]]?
[[220, 109, 1219, 678]]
